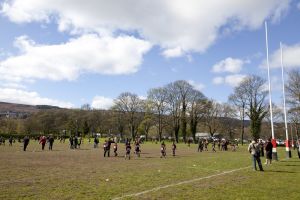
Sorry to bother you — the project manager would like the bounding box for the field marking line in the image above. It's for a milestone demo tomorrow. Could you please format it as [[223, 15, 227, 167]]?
[[112, 157, 291, 200], [112, 166, 251, 200]]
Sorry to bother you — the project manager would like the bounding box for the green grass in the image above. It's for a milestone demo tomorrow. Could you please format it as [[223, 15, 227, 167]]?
[[0, 141, 299, 200]]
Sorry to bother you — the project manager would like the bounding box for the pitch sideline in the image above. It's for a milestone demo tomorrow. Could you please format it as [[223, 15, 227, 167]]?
[[112, 165, 251, 200]]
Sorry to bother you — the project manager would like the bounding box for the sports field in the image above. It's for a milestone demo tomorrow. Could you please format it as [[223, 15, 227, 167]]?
[[0, 141, 299, 200]]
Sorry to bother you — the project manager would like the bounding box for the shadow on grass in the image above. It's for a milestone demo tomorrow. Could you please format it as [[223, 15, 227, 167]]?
[[282, 164, 300, 167], [280, 160, 300, 163], [265, 170, 297, 174]]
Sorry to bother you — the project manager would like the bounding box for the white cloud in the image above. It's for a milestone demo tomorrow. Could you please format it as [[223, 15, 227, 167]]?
[[0, 87, 73, 108], [297, 2, 300, 10], [162, 47, 184, 58], [263, 43, 300, 69], [1, 0, 290, 56], [212, 57, 246, 73], [213, 74, 246, 87], [224, 74, 247, 87], [188, 80, 205, 91], [212, 77, 224, 85], [91, 96, 114, 110], [0, 34, 151, 82], [0, 82, 26, 89]]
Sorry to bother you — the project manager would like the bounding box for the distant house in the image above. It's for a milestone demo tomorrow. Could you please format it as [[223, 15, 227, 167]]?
[[195, 132, 221, 139], [195, 132, 210, 139], [0, 111, 29, 119]]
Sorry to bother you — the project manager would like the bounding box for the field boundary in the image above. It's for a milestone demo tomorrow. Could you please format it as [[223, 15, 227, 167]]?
[[112, 166, 251, 200]]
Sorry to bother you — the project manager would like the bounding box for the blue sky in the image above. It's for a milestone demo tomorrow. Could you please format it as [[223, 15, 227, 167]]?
[[0, 0, 300, 109]]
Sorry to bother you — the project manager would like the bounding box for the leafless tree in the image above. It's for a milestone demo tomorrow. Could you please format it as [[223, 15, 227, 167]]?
[[113, 92, 143, 139], [233, 75, 268, 139], [203, 100, 223, 137], [173, 80, 194, 142], [285, 69, 300, 108], [229, 86, 247, 145], [147, 87, 168, 141], [187, 89, 207, 142], [165, 82, 181, 142]]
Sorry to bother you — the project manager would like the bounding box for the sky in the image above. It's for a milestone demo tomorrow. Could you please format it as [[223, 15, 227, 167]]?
[[0, 0, 300, 109]]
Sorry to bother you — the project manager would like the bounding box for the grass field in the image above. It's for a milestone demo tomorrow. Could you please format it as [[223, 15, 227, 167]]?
[[0, 140, 299, 200]]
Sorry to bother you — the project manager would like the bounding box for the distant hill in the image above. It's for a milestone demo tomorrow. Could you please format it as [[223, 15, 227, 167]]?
[[0, 102, 60, 113]]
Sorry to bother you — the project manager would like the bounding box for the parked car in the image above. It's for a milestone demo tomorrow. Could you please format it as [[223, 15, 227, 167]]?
[[276, 140, 285, 147]]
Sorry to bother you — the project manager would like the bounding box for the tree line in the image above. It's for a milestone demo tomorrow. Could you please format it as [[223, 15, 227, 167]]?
[[1, 70, 300, 142]]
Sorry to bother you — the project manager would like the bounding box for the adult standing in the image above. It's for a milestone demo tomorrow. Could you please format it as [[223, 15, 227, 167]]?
[[265, 138, 273, 165], [197, 139, 203, 152], [69, 136, 74, 149], [74, 136, 78, 149], [9, 136, 13, 146], [94, 136, 99, 148], [297, 140, 300, 159], [23, 135, 30, 151], [48, 135, 54, 150], [105, 138, 114, 157], [39, 136, 47, 150], [248, 139, 264, 171], [259, 139, 264, 157]]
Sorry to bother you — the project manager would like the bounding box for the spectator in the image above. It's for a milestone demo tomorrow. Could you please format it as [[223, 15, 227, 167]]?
[[248, 139, 264, 171], [23, 136, 30, 151], [39, 136, 47, 150], [48, 135, 54, 150], [265, 138, 273, 165]]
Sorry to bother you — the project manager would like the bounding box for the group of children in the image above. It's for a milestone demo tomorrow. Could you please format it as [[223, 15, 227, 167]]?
[[101, 138, 178, 159], [102, 138, 142, 160]]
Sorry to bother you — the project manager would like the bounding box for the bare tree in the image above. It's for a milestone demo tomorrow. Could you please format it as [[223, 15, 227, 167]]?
[[234, 75, 268, 139], [187, 89, 207, 142], [165, 82, 181, 142], [229, 87, 247, 145], [136, 99, 154, 140], [288, 108, 300, 139], [219, 103, 239, 140], [110, 109, 126, 139], [285, 69, 300, 139], [285, 69, 300, 108], [174, 80, 193, 142], [81, 103, 92, 111], [203, 100, 222, 137], [147, 87, 168, 141], [113, 92, 143, 139]]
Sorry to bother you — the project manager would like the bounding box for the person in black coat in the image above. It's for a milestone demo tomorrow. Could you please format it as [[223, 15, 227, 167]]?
[[265, 138, 273, 165], [9, 136, 13, 146], [69, 136, 74, 149], [105, 138, 114, 157], [23, 136, 30, 151], [48, 135, 54, 150]]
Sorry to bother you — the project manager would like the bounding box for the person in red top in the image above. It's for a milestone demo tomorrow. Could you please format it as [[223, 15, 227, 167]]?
[[39, 136, 46, 151]]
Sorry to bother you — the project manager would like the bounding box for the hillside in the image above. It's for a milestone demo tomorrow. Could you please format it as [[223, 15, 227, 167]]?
[[0, 102, 60, 113]]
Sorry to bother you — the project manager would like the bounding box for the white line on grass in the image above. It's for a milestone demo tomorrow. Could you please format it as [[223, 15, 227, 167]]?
[[112, 166, 251, 200]]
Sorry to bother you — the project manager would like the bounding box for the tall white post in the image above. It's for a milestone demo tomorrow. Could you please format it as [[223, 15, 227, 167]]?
[[280, 42, 291, 158], [265, 21, 278, 160]]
